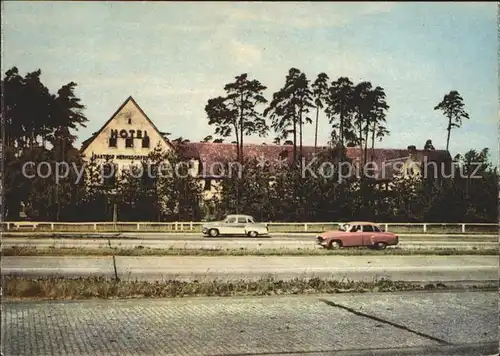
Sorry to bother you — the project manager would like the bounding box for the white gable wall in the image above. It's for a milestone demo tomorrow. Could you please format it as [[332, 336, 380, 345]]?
[[81, 98, 171, 172]]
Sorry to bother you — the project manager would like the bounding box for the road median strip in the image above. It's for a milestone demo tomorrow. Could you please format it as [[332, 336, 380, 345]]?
[[2, 232, 498, 239], [4, 275, 497, 300], [3, 246, 499, 256]]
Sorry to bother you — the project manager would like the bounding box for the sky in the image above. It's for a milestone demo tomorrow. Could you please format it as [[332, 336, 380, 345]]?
[[2, 2, 498, 163]]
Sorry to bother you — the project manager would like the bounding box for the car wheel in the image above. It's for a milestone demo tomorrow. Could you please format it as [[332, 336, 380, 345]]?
[[328, 240, 341, 250], [247, 231, 258, 238], [208, 229, 219, 237], [374, 242, 387, 250]]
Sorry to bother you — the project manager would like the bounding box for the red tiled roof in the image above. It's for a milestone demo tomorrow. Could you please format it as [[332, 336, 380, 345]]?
[[176, 142, 451, 180]]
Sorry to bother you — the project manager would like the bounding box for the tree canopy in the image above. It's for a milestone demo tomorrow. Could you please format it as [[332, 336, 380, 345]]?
[[4, 66, 494, 223]]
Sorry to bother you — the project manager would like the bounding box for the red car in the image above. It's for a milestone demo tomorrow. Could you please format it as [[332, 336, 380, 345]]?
[[317, 221, 399, 250]]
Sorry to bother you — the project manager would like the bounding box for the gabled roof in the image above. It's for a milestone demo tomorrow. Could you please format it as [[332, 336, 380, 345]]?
[[176, 142, 451, 180], [80, 96, 174, 153]]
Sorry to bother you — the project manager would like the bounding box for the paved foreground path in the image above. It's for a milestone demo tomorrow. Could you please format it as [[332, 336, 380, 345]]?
[[3, 255, 498, 282], [2, 291, 498, 356]]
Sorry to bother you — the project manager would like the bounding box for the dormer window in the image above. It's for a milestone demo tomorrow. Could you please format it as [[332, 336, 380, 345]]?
[[109, 137, 117, 148], [142, 136, 150, 148], [125, 137, 134, 148]]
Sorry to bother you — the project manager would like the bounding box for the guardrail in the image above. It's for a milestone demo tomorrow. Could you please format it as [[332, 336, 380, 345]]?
[[1, 221, 498, 234]]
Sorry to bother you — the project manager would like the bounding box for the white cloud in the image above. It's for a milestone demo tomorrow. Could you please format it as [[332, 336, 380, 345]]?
[[325, 50, 440, 85], [167, 2, 396, 36], [456, 2, 496, 9], [217, 2, 396, 29], [82, 74, 221, 99], [228, 39, 263, 68], [198, 21, 263, 69]]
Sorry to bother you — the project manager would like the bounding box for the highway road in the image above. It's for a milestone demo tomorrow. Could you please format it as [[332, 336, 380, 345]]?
[[3, 231, 498, 239], [3, 255, 498, 282], [3, 236, 498, 250], [3, 291, 498, 355]]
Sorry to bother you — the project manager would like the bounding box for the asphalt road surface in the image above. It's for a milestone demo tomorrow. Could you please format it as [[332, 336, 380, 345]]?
[[3, 255, 498, 282], [3, 236, 497, 250], [4, 232, 498, 239], [2, 291, 498, 355]]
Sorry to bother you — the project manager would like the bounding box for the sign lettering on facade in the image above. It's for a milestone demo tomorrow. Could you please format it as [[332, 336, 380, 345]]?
[[92, 154, 149, 160], [110, 129, 149, 139]]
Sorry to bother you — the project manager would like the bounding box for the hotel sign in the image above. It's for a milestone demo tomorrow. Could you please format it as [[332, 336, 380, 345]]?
[[92, 154, 149, 160], [110, 129, 149, 139]]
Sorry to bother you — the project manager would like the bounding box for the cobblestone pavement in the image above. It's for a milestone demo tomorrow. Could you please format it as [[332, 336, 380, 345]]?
[[2, 291, 498, 356]]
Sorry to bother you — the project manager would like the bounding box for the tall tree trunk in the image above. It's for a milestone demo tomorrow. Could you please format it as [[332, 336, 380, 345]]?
[[240, 91, 244, 162], [314, 107, 319, 151], [340, 109, 344, 149], [371, 122, 376, 162], [363, 124, 369, 167], [446, 115, 452, 152], [56, 187, 60, 221], [337, 109, 345, 164], [234, 132, 240, 163], [299, 108, 303, 160], [358, 117, 363, 165], [293, 119, 297, 164], [292, 96, 297, 165]]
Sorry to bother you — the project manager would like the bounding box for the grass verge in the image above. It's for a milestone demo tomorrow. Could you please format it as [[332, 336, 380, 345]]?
[[3, 246, 499, 256], [5, 276, 495, 300]]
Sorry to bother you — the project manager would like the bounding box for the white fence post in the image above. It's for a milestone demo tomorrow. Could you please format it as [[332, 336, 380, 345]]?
[[2, 221, 498, 233]]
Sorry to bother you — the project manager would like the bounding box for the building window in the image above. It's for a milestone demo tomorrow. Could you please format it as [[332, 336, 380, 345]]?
[[142, 136, 150, 148], [142, 163, 157, 187], [109, 137, 117, 148], [125, 137, 134, 148], [204, 179, 212, 191], [128, 118, 132, 124], [102, 163, 117, 187]]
